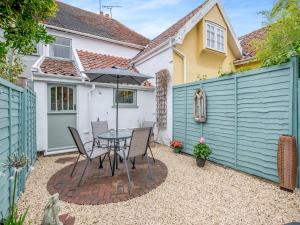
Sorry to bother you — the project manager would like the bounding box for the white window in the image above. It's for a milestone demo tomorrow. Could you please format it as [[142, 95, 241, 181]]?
[[50, 86, 76, 111], [49, 36, 72, 59], [206, 22, 225, 52], [114, 89, 137, 107]]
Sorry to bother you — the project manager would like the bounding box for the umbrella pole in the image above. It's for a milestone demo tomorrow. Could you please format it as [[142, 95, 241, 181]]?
[[116, 76, 119, 138]]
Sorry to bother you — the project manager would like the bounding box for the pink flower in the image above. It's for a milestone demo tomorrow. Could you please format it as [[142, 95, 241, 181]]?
[[199, 137, 205, 144]]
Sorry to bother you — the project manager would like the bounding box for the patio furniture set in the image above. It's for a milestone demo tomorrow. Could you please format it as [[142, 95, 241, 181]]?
[[68, 120, 156, 189]]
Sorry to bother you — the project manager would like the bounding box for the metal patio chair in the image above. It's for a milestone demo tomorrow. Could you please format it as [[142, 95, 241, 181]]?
[[142, 121, 156, 163], [91, 120, 109, 146], [117, 127, 153, 191], [68, 127, 112, 186], [91, 120, 111, 168]]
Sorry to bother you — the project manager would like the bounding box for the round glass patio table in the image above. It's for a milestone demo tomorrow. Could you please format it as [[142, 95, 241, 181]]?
[[98, 130, 132, 176], [98, 130, 132, 140]]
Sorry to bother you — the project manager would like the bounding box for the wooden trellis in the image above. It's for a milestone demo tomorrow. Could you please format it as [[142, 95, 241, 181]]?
[[156, 69, 169, 128]]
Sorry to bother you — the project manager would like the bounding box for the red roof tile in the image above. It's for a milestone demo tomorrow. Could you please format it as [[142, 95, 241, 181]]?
[[77, 50, 152, 86], [239, 27, 268, 58], [132, 0, 209, 61], [77, 50, 137, 71], [40, 58, 79, 76], [45, 1, 149, 47]]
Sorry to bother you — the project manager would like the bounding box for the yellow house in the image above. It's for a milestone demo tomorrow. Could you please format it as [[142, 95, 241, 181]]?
[[172, 3, 242, 84], [133, 0, 267, 86]]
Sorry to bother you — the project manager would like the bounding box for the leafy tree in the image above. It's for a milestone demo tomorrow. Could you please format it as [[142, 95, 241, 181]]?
[[254, 0, 300, 66], [0, 0, 57, 82]]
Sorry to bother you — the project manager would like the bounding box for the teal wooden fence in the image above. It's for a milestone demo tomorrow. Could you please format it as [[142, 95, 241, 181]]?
[[0, 77, 36, 220], [173, 56, 299, 185]]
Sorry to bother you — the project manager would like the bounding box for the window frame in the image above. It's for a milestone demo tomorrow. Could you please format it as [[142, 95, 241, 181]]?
[[31, 43, 41, 56], [113, 89, 138, 108], [49, 36, 72, 60], [205, 21, 225, 53], [48, 85, 76, 113]]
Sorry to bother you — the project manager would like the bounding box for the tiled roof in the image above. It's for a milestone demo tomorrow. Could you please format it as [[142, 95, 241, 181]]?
[[45, 1, 149, 47], [239, 27, 268, 59], [77, 50, 152, 86], [133, 0, 209, 61], [77, 50, 137, 72], [40, 58, 79, 76]]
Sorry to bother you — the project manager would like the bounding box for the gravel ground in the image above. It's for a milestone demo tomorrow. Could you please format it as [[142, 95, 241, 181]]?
[[18, 145, 300, 225]]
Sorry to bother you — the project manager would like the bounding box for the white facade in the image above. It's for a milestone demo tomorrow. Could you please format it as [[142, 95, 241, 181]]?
[[45, 28, 142, 59], [135, 46, 173, 145], [34, 75, 155, 154], [25, 24, 157, 154]]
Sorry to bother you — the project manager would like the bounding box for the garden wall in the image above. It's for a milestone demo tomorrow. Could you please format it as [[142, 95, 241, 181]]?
[[0, 77, 36, 220], [173, 56, 299, 185]]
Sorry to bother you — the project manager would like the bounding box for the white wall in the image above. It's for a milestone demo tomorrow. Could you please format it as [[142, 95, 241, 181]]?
[[34, 79, 155, 153], [77, 84, 156, 143], [46, 29, 141, 59], [135, 48, 173, 145], [34, 81, 48, 151]]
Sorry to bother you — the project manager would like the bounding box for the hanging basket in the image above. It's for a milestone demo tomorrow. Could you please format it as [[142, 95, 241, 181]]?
[[193, 89, 206, 123]]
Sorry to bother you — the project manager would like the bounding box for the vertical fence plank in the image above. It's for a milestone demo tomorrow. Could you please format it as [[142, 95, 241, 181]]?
[[290, 56, 300, 187], [234, 75, 238, 169], [0, 77, 36, 221]]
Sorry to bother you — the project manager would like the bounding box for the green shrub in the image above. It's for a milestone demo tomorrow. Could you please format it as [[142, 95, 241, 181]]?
[[193, 142, 212, 160], [254, 0, 300, 66]]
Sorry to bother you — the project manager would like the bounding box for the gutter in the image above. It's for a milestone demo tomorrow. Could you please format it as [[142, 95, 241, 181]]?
[[45, 24, 146, 50], [173, 47, 187, 83], [33, 72, 155, 91], [87, 83, 96, 134], [234, 57, 256, 66], [31, 55, 45, 73]]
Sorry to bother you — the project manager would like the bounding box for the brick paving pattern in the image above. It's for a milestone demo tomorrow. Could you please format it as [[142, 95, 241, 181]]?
[[47, 156, 168, 205]]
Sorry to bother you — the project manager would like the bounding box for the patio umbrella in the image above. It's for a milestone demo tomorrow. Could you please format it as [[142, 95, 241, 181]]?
[[83, 67, 153, 139]]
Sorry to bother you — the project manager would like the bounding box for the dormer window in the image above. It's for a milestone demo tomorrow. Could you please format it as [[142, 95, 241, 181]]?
[[50, 36, 72, 59], [206, 21, 225, 52]]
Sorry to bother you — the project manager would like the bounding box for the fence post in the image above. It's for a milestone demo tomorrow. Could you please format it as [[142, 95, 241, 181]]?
[[234, 76, 238, 169], [290, 56, 299, 187], [184, 86, 187, 150], [8, 88, 12, 208], [200, 82, 203, 138], [21, 90, 27, 192]]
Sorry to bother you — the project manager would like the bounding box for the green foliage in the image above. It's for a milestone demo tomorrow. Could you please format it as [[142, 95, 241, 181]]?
[[218, 70, 234, 78], [196, 74, 208, 80], [0, 0, 57, 82], [3, 207, 28, 225], [254, 0, 300, 66], [0, 56, 23, 83], [1, 154, 30, 225], [193, 143, 212, 160]]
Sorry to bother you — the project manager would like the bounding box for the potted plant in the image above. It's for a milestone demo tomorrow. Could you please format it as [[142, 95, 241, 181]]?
[[170, 140, 183, 153], [193, 137, 212, 167]]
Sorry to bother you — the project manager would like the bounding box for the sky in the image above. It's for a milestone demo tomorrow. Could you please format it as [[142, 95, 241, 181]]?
[[60, 0, 275, 39]]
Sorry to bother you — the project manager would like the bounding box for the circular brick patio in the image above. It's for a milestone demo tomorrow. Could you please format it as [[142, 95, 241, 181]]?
[[47, 156, 168, 205]]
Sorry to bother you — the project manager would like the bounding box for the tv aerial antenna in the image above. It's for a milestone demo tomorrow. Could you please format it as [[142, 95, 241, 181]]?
[[99, 0, 122, 18]]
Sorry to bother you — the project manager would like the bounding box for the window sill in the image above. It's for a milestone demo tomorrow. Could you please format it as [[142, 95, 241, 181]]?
[[112, 105, 139, 108], [205, 47, 226, 55], [48, 111, 76, 114]]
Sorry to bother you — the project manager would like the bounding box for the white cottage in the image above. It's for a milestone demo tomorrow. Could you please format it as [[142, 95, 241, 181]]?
[[23, 2, 156, 155]]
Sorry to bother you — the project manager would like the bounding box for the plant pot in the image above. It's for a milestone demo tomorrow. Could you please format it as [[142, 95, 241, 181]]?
[[196, 158, 206, 167], [173, 147, 182, 153]]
